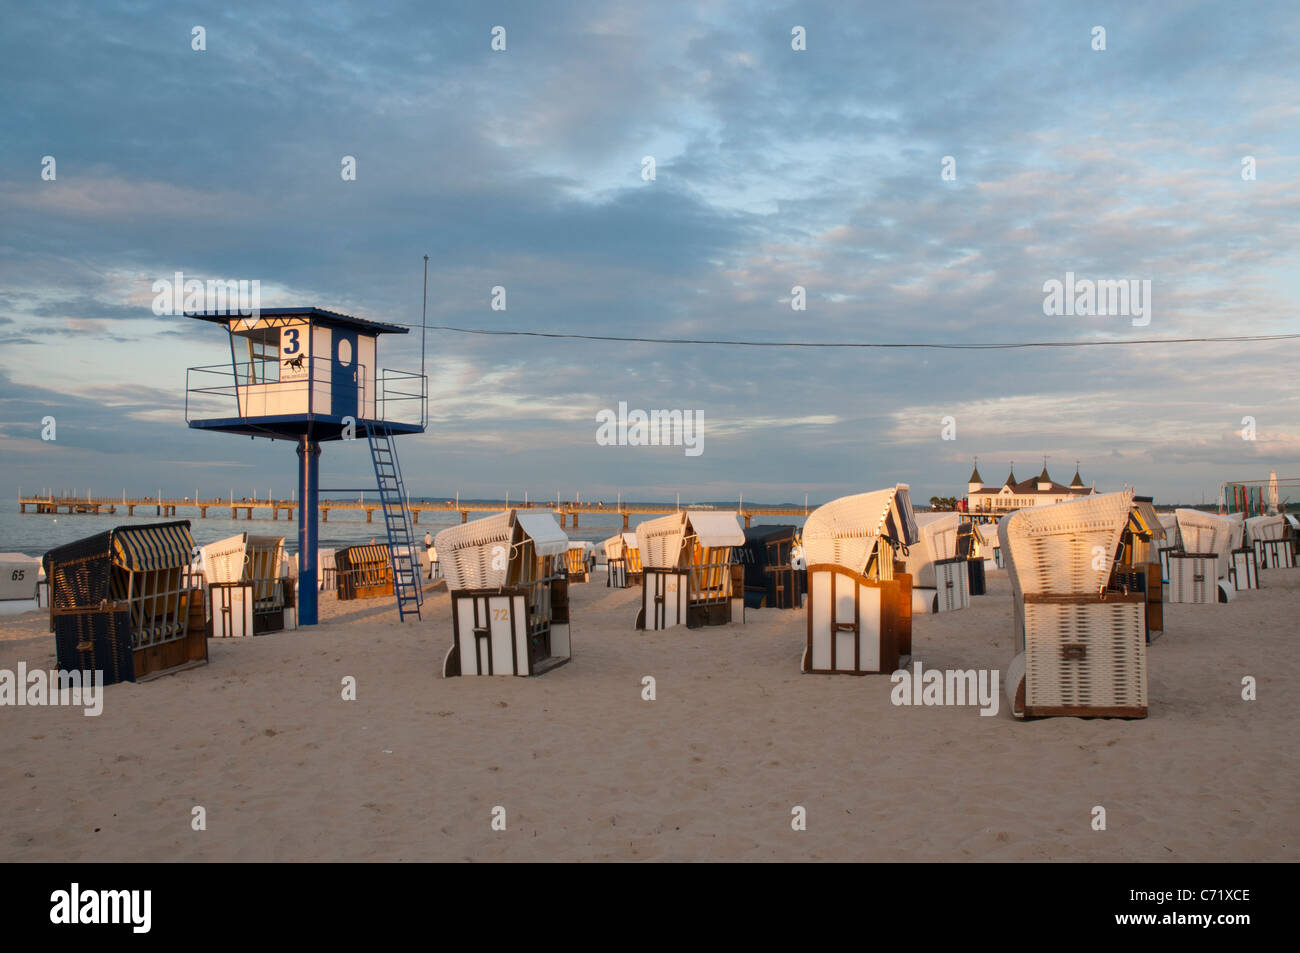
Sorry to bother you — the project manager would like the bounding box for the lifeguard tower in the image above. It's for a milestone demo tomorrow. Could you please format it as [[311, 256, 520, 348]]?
[[185, 307, 427, 625]]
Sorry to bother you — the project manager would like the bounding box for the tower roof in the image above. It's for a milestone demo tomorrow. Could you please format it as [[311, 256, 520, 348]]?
[[1070, 466, 1085, 488], [1004, 466, 1017, 486], [187, 306, 410, 336], [968, 463, 983, 484], [1038, 465, 1052, 483]]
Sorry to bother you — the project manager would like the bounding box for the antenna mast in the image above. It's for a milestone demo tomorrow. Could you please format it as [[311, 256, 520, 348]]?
[[420, 255, 429, 383]]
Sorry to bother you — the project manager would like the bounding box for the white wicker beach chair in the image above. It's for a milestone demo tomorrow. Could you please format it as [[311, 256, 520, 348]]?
[[633, 511, 745, 629], [902, 512, 970, 613], [801, 485, 919, 675], [198, 534, 252, 637], [603, 534, 630, 588], [1002, 490, 1147, 719], [1171, 509, 1237, 601], [436, 510, 572, 677], [1246, 514, 1294, 569]]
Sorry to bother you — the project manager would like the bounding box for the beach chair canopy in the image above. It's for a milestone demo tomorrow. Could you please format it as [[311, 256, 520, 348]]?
[[515, 513, 569, 557], [1245, 514, 1286, 542], [1226, 513, 1245, 550], [198, 533, 247, 585], [1286, 515, 1300, 533], [1131, 500, 1166, 545], [689, 511, 745, 549], [603, 534, 626, 560], [43, 521, 197, 617], [1158, 513, 1179, 545], [110, 522, 196, 573], [802, 485, 918, 576], [1174, 509, 1234, 561], [635, 511, 744, 569], [436, 510, 568, 590], [636, 512, 687, 570], [901, 512, 961, 583], [917, 512, 962, 558], [621, 532, 639, 551], [1001, 490, 1134, 596], [976, 521, 1000, 552]]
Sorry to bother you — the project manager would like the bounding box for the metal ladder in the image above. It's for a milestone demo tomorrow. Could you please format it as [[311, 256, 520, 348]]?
[[368, 427, 422, 620]]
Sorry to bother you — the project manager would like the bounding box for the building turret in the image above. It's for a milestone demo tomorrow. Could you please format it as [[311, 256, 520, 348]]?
[[1037, 461, 1053, 492]]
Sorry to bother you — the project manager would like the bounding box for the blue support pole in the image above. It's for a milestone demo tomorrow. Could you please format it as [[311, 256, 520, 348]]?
[[297, 436, 321, 625]]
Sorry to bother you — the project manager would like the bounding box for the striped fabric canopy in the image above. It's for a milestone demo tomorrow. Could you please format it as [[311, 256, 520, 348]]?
[[110, 522, 196, 573], [337, 544, 391, 567]]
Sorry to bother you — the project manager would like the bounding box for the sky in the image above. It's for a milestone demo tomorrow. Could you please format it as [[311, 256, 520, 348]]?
[[1, 0, 1297, 508]]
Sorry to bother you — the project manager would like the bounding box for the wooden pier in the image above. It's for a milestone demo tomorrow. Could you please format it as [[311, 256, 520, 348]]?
[[17, 495, 811, 529]]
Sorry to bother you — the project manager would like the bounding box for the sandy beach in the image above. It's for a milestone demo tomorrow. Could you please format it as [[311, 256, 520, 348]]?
[[1, 566, 1296, 863]]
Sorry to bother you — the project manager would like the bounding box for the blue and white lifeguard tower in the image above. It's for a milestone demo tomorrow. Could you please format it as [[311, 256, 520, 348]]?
[[185, 307, 427, 625]]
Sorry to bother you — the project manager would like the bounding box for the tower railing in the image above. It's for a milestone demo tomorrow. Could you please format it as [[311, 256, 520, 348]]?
[[185, 362, 426, 429]]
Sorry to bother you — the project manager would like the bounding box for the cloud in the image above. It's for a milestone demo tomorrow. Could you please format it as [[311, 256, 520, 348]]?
[[0, 0, 1297, 504]]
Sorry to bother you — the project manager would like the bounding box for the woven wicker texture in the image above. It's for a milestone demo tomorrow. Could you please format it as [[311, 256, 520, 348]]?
[[435, 510, 568, 591], [1245, 514, 1286, 541], [635, 512, 689, 569], [602, 534, 625, 560], [435, 511, 516, 590], [1004, 491, 1134, 596], [1175, 509, 1233, 567], [802, 486, 916, 576], [902, 512, 961, 586], [199, 534, 247, 585], [1167, 554, 1218, 603], [1023, 602, 1146, 708]]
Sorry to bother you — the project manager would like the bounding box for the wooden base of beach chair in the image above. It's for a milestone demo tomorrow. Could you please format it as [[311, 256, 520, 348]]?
[[1167, 553, 1220, 603], [444, 587, 571, 677], [133, 621, 208, 681], [638, 569, 688, 630], [607, 559, 628, 588], [803, 564, 906, 675], [1257, 538, 1295, 569], [1144, 562, 1163, 641], [134, 656, 208, 683], [686, 601, 731, 628], [1230, 547, 1259, 590], [1011, 595, 1147, 718], [208, 582, 254, 637]]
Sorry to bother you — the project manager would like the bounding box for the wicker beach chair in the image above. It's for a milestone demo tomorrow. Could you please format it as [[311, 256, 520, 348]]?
[[335, 543, 394, 600], [902, 512, 970, 613], [1001, 491, 1146, 719], [633, 511, 745, 629], [436, 510, 572, 677], [801, 485, 919, 675], [1246, 514, 1294, 569], [604, 534, 631, 588], [43, 521, 207, 686], [738, 524, 804, 609], [563, 541, 594, 583], [1172, 509, 1237, 601], [1116, 499, 1167, 641]]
